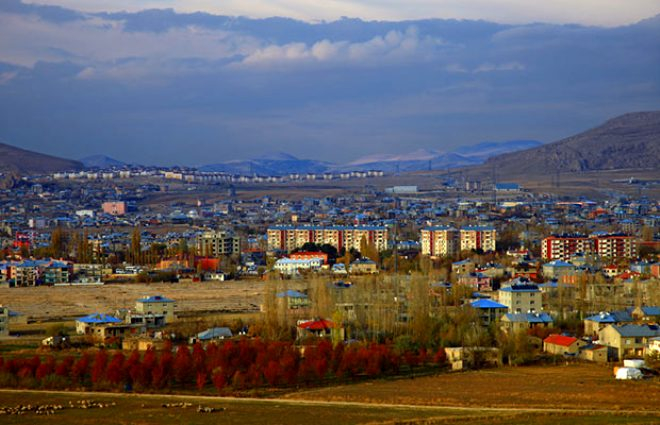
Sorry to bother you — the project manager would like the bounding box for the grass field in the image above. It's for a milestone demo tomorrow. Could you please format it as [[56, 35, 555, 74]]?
[[0, 364, 659, 424], [286, 363, 660, 411]]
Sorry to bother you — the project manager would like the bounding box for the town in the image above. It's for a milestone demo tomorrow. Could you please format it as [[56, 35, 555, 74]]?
[[0, 164, 658, 374]]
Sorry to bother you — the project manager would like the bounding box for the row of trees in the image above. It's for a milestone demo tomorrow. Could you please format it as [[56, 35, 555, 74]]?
[[0, 339, 446, 392]]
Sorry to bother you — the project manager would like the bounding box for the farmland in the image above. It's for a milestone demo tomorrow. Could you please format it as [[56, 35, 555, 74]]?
[[286, 363, 660, 411], [0, 363, 658, 424]]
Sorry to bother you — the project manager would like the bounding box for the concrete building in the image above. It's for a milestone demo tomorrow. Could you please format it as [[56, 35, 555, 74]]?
[[460, 226, 496, 252], [135, 295, 176, 324], [543, 334, 586, 355], [420, 226, 459, 257], [196, 230, 240, 257], [102, 201, 127, 216], [598, 324, 660, 360], [267, 225, 389, 253], [498, 279, 542, 313]]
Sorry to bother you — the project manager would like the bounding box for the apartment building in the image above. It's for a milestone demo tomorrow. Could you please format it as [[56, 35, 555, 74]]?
[[420, 226, 459, 257], [196, 230, 240, 257], [542, 234, 637, 260], [498, 279, 542, 313], [267, 225, 389, 253], [421, 225, 496, 257], [460, 226, 497, 252]]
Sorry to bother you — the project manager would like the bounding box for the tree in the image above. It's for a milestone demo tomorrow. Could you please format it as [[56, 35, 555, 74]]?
[[173, 346, 193, 386], [130, 227, 142, 265], [91, 350, 108, 384]]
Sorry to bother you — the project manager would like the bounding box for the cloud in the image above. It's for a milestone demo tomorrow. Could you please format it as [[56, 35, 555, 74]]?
[[240, 26, 444, 67], [474, 61, 525, 73], [0, 71, 18, 84]]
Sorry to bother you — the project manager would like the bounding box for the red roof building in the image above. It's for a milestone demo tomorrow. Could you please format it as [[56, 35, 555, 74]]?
[[543, 334, 586, 355]]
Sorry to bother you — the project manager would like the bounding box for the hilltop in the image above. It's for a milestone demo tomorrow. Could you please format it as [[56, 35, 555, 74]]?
[[481, 111, 660, 176], [0, 142, 83, 175]]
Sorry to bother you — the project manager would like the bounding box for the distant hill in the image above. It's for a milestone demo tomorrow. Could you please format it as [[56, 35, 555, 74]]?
[[483, 112, 660, 175], [0, 142, 83, 175], [200, 152, 333, 175], [80, 154, 127, 169], [341, 140, 542, 172]]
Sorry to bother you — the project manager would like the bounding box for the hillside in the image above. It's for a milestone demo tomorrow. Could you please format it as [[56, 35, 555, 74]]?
[[483, 112, 660, 175], [80, 154, 126, 169], [0, 142, 83, 175]]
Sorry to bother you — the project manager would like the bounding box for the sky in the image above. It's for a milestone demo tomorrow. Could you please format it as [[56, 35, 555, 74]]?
[[0, 0, 659, 166]]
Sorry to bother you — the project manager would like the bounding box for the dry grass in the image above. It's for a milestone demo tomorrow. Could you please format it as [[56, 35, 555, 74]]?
[[0, 280, 268, 322], [286, 363, 660, 411]]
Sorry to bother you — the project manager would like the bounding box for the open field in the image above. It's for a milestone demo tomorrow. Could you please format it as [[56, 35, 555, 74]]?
[[0, 384, 658, 425], [286, 363, 660, 412], [0, 280, 270, 322]]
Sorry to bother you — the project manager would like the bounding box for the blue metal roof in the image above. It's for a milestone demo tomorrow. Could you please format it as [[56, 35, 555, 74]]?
[[585, 311, 633, 323], [504, 312, 553, 323], [470, 299, 507, 309], [197, 327, 232, 340], [76, 313, 122, 324], [613, 324, 660, 338], [137, 295, 175, 303], [276, 289, 308, 298]]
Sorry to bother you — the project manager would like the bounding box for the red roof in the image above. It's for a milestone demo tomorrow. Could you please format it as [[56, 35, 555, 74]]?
[[544, 334, 578, 347], [298, 319, 335, 330]]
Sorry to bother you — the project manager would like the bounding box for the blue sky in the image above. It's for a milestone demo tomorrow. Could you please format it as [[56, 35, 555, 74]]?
[[0, 1, 659, 166]]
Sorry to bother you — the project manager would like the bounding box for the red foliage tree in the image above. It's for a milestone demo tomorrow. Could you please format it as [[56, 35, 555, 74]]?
[[106, 352, 126, 386], [55, 356, 74, 378], [91, 350, 108, 384], [173, 346, 193, 387], [212, 370, 226, 392], [71, 354, 90, 384]]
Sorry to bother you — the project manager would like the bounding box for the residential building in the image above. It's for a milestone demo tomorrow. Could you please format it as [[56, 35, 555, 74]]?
[[583, 311, 633, 336], [420, 226, 459, 257], [501, 312, 553, 333], [196, 230, 240, 257], [470, 299, 507, 325], [598, 324, 660, 360], [102, 201, 127, 216], [542, 233, 637, 261], [276, 290, 310, 309], [75, 313, 123, 335], [460, 226, 497, 252], [134, 295, 176, 324], [543, 334, 586, 355], [267, 225, 389, 253], [289, 251, 328, 264], [274, 258, 323, 275], [542, 235, 593, 261], [591, 233, 637, 260], [498, 279, 542, 313], [349, 257, 379, 274]]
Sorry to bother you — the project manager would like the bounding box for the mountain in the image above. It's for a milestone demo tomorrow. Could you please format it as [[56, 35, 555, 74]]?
[[482, 112, 660, 176], [199, 152, 333, 175], [80, 154, 126, 169], [341, 140, 542, 172], [0, 142, 83, 175]]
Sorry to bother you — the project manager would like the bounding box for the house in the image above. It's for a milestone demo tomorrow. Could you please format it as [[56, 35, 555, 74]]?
[[458, 273, 492, 291], [498, 279, 542, 313], [191, 327, 233, 343], [470, 299, 507, 326], [578, 344, 608, 363], [501, 312, 553, 334], [627, 306, 660, 322], [452, 259, 475, 275], [646, 337, 660, 356], [276, 289, 311, 309], [136, 295, 176, 322], [543, 334, 586, 355], [583, 311, 633, 336], [274, 258, 323, 275], [542, 260, 576, 279], [349, 257, 378, 274], [598, 324, 660, 361], [75, 313, 123, 335], [297, 318, 335, 339]]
